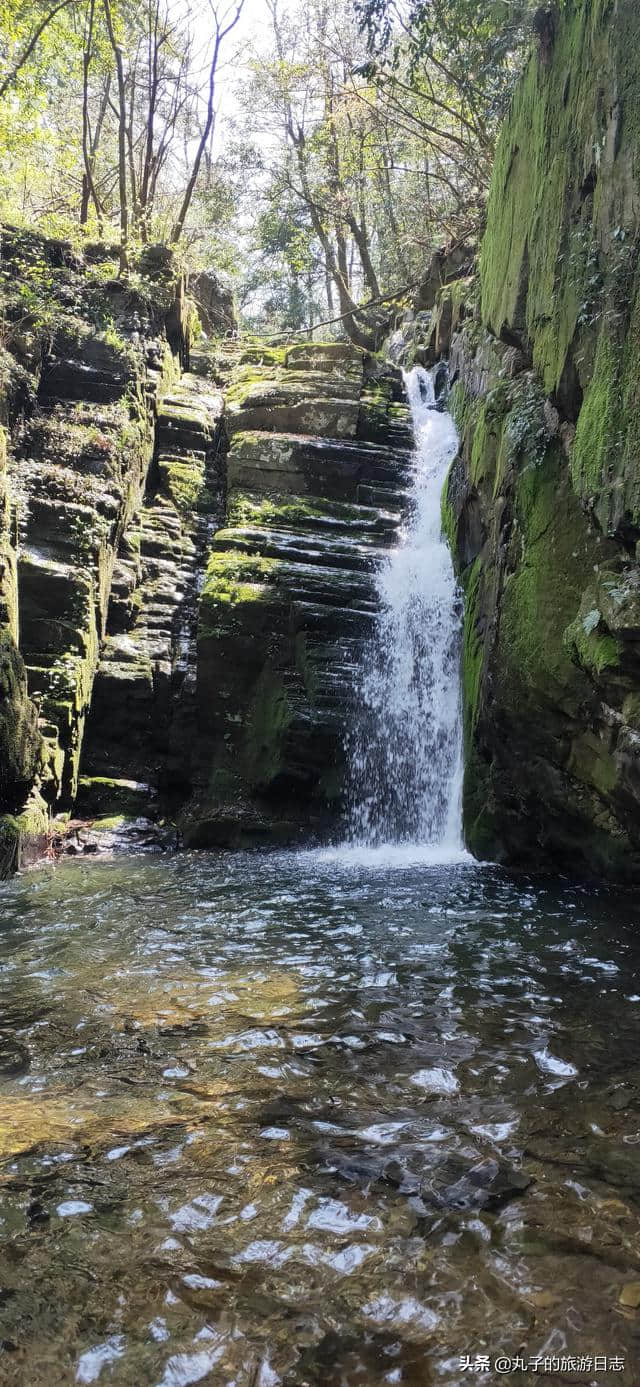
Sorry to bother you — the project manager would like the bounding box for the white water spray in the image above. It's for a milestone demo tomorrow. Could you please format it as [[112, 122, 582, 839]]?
[[348, 365, 464, 851]]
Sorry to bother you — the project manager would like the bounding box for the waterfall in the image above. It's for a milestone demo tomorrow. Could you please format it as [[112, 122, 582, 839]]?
[[347, 365, 464, 850]]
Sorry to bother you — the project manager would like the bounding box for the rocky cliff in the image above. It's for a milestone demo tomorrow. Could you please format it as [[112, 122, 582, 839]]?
[[440, 0, 640, 877], [184, 342, 411, 847], [0, 231, 410, 865], [0, 229, 227, 867], [6, 0, 640, 883]]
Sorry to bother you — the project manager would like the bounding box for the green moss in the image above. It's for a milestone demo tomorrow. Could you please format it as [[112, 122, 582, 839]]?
[[564, 600, 622, 677], [0, 790, 50, 875], [449, 1, 640, 874], [225, 366, 279, 405], [89, 814, 130, 830], [238, 345, 288, 367], [448, 380, 473, 439], [358, 390, 392, 441], [159, 403, 208, 429], [478, 0, 640, 534], [0, 630, 41, 792], [201, 548, 278, 606], [467, 375, 549, 496], [226, 488, 365, 530], [481, 0, 640, 392], [571, 328, 618, 497], [228, 430, 263, 450], [198, 548, 281, 638], [480, 4, 597, 386], [440, 467, 458, 557], [500, 450, 593, 695], [75, 776, 150, 816], [567, 730, 619, 797], [10, 793, 49, 838], [158, 457, 205, 515], [243, 665, 293, 790], [0, 817, 20, 876], [470, 388, 507, 488], [460, 558, 484, 745]]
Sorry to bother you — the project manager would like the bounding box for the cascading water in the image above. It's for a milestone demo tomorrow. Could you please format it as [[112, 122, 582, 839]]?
[[348, 365, 464, 850]]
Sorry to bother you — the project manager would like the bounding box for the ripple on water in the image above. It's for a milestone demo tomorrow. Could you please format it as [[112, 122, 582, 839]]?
[[0, 850, 639, 1385]]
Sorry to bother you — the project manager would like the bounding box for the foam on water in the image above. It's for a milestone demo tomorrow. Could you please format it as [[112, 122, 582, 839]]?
[[307, 841, 471, 871], [347, 366, 464, 853]]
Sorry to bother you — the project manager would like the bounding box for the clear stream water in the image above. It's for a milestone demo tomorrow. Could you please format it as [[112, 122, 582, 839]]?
[[1, 374, 640, 1386], [1, 852, 640, 1386]]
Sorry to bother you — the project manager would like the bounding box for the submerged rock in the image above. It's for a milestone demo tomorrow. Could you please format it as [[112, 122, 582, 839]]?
[[0, 1035, 30, 1076], [433, 1157, 532, 1211]]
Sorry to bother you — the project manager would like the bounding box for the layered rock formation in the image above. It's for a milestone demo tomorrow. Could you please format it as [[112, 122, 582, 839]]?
[[0, 234, 412, 863], [0, 228, 221, 867], [77, 369, 223, 819], [184, 342, 412, 846], [438, 0, 640, 877], [9, 0, 640, 887]]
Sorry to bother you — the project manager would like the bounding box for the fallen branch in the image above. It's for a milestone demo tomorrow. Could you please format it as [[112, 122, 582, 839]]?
[[258, 278, 421, 344]]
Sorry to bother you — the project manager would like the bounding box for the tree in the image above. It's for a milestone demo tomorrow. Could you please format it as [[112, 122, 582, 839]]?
[[232, 0, 492, 343], [248, 0, 396, 347], [171, 0, 245, 244], [357, 0, 540, 125], [101, 0, 128, 271], [0, 0, 76, 100], [0, 0, 247, 271]]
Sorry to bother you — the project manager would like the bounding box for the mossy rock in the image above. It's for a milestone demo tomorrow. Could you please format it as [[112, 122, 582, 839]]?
[[0, 791, 50, 876], [75, 775, 154, 817], [0, 630, 41, 799], [480, 0, 640, 533]]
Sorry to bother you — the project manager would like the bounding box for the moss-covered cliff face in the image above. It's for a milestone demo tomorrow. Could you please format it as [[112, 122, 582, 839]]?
[[442, 0, 640, 877], [0, 226, 221, 866]]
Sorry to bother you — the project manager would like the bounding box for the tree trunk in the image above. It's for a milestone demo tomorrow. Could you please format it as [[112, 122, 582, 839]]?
[[80, 1, 107, 233], [139, 0, 161, 242], [102, 0, 129, 274], [171, 2, 244, 244]]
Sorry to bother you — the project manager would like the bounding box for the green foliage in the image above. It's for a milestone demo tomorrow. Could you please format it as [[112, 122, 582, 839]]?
[[0, 0, 245, 273], [358, 0, 540, 116], [0, 248, 58, 343]]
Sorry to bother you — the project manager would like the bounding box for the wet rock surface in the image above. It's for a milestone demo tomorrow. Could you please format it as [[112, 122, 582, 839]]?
[[0, 228, 192, 865], [186, 343, 413, 847], [79, 371, 224, 805], [0, 232, 421, 866], [0, 229, 236, 864], [429, 0, 640, 879]]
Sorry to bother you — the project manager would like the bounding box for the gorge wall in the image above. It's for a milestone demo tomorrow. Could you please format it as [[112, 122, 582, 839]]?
[[438, 0, 640, 878], [0, 231, 410, 864], [0, 229, 226, 868], [185, 343, 411, 847], [3, 0, 640, 881]]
